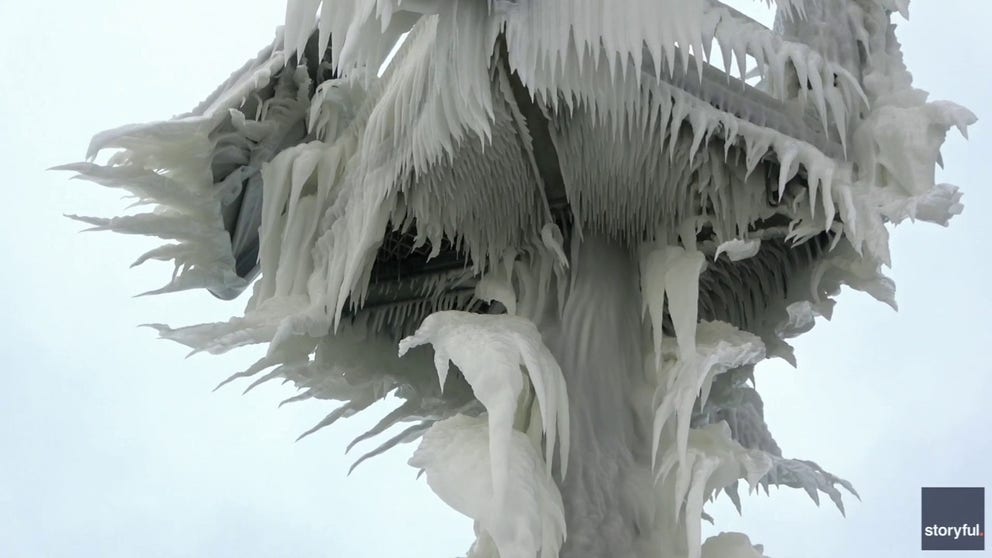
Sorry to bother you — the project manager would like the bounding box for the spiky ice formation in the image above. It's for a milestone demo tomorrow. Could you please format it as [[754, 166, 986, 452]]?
[[60, 0, 974, 556]]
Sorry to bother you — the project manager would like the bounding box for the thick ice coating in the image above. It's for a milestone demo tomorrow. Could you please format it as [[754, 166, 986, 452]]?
[[61, 0, 974, 556]]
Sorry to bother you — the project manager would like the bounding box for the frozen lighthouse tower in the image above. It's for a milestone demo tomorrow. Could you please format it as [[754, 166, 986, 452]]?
[[60, 0, 974, 556]]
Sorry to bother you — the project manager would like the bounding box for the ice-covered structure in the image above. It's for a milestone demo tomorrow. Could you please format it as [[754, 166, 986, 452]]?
[[59, 0, 974, 556]]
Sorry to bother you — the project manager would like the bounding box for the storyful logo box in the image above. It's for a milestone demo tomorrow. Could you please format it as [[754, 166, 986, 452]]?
[[922, 487, 985, 551]]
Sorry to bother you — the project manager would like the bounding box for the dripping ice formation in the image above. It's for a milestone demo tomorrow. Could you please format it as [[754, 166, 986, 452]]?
[[59, 0, 974, 556]]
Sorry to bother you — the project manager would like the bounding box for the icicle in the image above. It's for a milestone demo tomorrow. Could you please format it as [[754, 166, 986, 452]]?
[[640, 243, 706, 372], [350, 421, 432, 474], [714, 239, 760, 262], [656, 422, 772, 558], [666, 247, 706, 362], [651, 321, 765, 471], [776, 143, 800, 201], [284, 0, 320, 61], [297, 399, 367, 441], [347, 398, 424, 453]]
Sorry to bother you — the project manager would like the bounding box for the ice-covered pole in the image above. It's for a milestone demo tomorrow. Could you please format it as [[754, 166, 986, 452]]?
[[60, 1, 974, 556]]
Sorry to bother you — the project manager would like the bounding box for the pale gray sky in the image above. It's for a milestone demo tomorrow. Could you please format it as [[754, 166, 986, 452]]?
[[0, 1, 988, 557]]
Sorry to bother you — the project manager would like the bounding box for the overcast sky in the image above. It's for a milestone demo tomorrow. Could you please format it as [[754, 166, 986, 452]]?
[[1, 1, 989, 557]]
